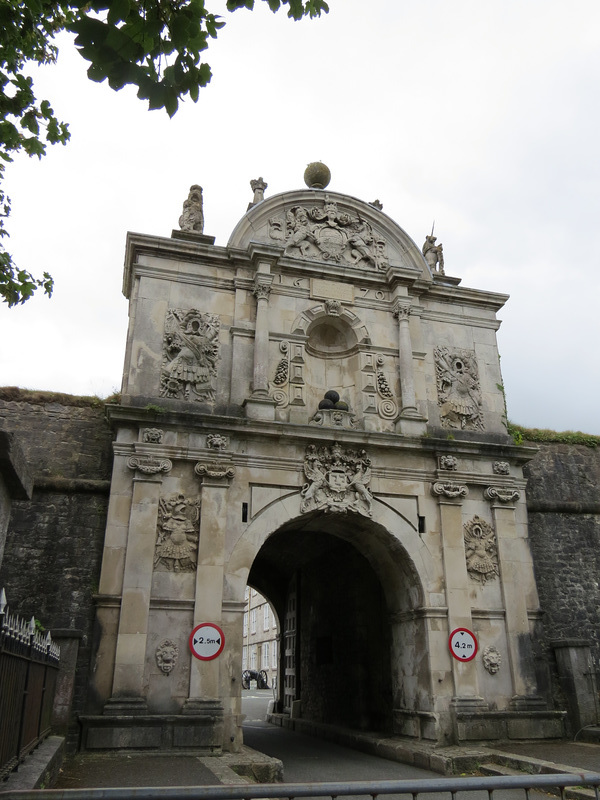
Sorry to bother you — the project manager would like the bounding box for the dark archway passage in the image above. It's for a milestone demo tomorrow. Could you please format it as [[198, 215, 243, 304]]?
[[247, 516, 394, 733]]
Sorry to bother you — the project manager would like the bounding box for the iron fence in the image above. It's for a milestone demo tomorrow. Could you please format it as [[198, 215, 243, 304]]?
[[0, 588, 60, 781], [1, 772, 600, 800]]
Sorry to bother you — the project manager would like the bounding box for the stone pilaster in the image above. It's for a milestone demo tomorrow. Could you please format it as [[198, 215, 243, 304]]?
[[108, 457, 172, 709], [432, 482, 485, 705], [487, 489, 542, 706], [244, 272, 276, 420], [393, 301, 426, 435]]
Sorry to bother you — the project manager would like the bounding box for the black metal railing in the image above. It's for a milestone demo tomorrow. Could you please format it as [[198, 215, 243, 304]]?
[[1, 772, 600, 800], [0, 588, 60, 781]]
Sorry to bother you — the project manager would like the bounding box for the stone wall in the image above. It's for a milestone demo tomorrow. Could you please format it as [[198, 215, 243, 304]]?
[[0, 390, 114, 746], [523, 442, 600, 719]]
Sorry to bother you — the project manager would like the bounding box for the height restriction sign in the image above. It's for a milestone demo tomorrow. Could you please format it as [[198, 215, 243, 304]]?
[[449, 628, 478, 662], [189, 623, 225, 661]]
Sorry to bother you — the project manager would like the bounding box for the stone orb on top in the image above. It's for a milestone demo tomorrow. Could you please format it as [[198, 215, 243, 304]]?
[[304, 162, 331, 189]]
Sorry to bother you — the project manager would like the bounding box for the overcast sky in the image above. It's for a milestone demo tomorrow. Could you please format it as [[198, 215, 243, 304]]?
[[1, 0, 599, 434]]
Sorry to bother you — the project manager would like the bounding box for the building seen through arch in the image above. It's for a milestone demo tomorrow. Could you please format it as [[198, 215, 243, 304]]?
[[81, 170, 567, 751]]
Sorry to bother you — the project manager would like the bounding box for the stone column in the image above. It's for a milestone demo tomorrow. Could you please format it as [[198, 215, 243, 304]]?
[[486, 487, 543, 707], [106, 456, 171, 712], [184, 460, 235, 718], [432, 482, 485, 709], [244, 273, 276, 420], [393, 301, 426, 435]]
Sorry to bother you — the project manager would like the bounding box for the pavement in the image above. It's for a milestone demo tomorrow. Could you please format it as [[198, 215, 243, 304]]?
[[1, 719, 599, 794]]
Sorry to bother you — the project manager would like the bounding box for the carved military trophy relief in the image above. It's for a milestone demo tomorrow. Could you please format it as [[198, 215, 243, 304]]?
[[434, 346, 484, 431], [160, 309, 220, 402], [463, 516, 499, 585], [154, 493, 200, 573]]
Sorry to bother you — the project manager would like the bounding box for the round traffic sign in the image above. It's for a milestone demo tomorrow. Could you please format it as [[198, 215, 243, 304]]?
[[449, 627, 478, 662], [189, 623, 225, 661]]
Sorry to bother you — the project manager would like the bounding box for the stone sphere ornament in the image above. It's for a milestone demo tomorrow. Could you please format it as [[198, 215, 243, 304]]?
[[318, 398, 335, 409], [324, 390, 340, 404], [304, 162, 331, 189]]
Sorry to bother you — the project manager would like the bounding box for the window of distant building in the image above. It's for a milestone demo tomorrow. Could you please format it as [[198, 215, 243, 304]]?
[[272, 639, 277, 669], [250, 645, 257, 670], [263, 604, 269, 631], [262, 642, 269, 670], [250, 608, 256, 634], [242, 646, 247, 670], [272, 609, 277, 629], [243, 612, 248, 637]]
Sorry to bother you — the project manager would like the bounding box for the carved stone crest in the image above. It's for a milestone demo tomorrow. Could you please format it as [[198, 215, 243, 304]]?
[[156, 639, 179, 675], [463, 515, 498, 585], [160, 309, 219, 402], [483, 645, 502, 675], [268, 196, 388, 270], [300, 443, 372, 517], [154, 493, 200, 572], [434, 346, 484, 431]]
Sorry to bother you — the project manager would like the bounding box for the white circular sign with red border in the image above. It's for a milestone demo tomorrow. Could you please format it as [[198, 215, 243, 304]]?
[[189, 623, 225, 661], [449, 627, 478, 662]]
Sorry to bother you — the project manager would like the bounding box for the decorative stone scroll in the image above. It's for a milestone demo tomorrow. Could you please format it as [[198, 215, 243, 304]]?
[[438, 455, 458, 471], [160, 309, 219, 402], [375, 355, 398, 420], [431, 481, 468, 500], [154, 493, 200, 572], [300, 443, 372, 517], [195, 461, 236, 480], [483, 645, 502, 675], [156, 640, 179, 675], [268, 195, 389, 270], [484, 486, 520, 504], [142, 428, 163, 444], [434, 346, 484, 431], [128, 455, 172, 475], [463, 515, 498, 585]]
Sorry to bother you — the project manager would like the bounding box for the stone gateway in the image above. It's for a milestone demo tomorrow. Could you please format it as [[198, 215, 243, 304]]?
[[76, 173, 569, 750]]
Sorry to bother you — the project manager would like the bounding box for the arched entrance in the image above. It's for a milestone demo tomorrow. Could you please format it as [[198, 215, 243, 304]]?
[[238, 506, 426, 735]]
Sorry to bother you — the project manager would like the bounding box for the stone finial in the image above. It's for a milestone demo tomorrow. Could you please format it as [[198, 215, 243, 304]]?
[[179, 185, 204, 233], [249, 177, 268, 207], [304, 162, 331, 189], [370, 199, 383, 210]]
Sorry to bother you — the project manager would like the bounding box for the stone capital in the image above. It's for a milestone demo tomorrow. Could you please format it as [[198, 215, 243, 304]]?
[[484, 486, 520, 504], [253, 276, 273, 301], [392, 300, 411, 321], [195, 461, 236, 483], [127, 455, 172, 476], [431, 481, 469, 501]]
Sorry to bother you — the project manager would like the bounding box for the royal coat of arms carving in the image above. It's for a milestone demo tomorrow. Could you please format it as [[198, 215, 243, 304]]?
[[268, 196, 389, 270], [300, 443, 372, 517], [160, 309, 219, 402]]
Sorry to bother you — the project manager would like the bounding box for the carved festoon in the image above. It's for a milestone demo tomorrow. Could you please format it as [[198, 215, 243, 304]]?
[[179, 185, 204, 233], [154, 493, 200, 572], [483, 645, 502, 675], [422, 234, 444, 274], [128, 455, 172, 475], [156, 639, 179, 675], [268, 195, 388, 270], [142, 428, 163, 444], [463, 515, 498, 585], [206, 433, 228, 451], [300, 443, 372, 516], [160, 309, 219, 402], [434, 346, 484, 431], [439, 455, 458, 471]]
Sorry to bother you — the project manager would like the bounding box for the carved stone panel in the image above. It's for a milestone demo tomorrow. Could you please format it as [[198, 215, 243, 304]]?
[[463, 515, 498, 585], [154, 493, 200, 572], [434, 346, 484, 431], [268, 195, 389, 270], [160, 309, 219, 402], [300, 443, 372, 517]]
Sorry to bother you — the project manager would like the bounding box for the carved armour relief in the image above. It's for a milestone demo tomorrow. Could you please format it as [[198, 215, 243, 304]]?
[[268, 195, 389, 270], [160, 309, 219, 402], [463, 515, 499, 585], [434, 346, 484, 431], [154, 493, 200, 572], [300, 443, 372, 517]]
